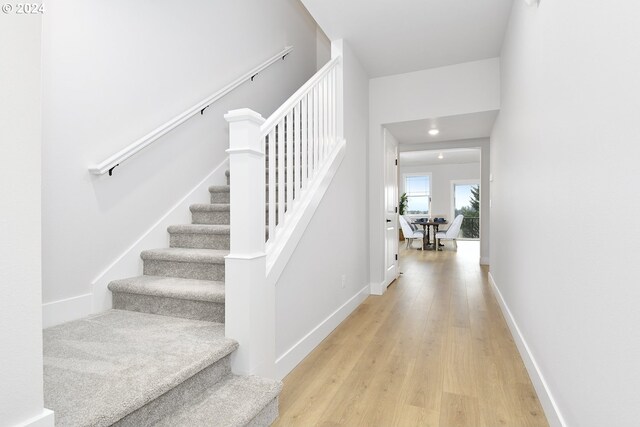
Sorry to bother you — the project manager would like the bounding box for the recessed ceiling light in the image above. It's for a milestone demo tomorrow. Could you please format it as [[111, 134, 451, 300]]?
[[438, 153, 444, 159], [428, 129, 440, 136]]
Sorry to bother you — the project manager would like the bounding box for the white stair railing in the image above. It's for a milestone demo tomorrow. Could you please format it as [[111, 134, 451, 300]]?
[[262, 57, 341, 251], [223, 55, 343, 377]]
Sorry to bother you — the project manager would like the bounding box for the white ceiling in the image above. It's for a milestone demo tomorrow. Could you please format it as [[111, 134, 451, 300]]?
[[385, 110, 498, 145], [400, 148, 480, 166], [301, 0, 514, 77]]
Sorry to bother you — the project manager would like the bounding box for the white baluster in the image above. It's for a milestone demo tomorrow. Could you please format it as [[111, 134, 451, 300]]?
[[268, 129, 276, 241], [301, 94, 308, 189], [320, 76, 324, 160], [291, 105, 300, 198], [286, 111, 294, 209], [277, 120, 285, 228], [313, 84, 319, 175], [325, 76, 329, 155], [328, 69, 334, 149], [332, 67, 337, 147]]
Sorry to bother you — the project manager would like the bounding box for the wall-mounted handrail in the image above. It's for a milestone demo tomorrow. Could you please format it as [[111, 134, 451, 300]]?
[[89, 46, 294, 176]]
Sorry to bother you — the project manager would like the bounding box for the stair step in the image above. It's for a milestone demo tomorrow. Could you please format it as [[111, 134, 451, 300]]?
[[44, 310, 237, 427], [169, 224, 230, 250], [154, 375, 282, 427], [191, 203, 230, 225], [209, 185, 230, 193], [109, 275, 225, 322], [142, 248, 228, 281], [209, 186, 230, 203]]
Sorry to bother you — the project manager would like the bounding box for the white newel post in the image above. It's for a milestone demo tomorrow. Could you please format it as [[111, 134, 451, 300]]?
[[224, 108, 275, 378]]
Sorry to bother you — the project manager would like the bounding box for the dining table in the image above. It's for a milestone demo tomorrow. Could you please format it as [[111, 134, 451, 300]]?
[[411, 219, 448, 250]]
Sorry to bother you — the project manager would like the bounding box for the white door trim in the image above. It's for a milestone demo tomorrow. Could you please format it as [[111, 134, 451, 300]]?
[[382, 129, 399, 292]]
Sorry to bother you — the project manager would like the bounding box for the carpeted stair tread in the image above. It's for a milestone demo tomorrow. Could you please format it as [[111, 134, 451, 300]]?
[[208, 185, 230, 193], [208, 185, 284, 192], [190, 203, 230, 212], [168, 224, 230, 235], [108, 275, 225, 303], [141, 247, 228, 264], [190, 203, 286, 212], [44, 310, 237, 427], [154, 374, 282, 427]]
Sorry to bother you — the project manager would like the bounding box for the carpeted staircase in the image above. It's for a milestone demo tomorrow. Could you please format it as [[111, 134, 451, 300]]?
[[43, 173, 283, 427]]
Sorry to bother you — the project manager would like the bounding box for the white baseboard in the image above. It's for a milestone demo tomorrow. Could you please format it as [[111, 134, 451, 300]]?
[[275, 284, 369, 380], [369, 280, 386, 296], [488, 272, 566, 427], [14, 409, 55, 427], [90, 158, 229, 313], [480, 256, 490, 265], [42, 294, 92, 328]]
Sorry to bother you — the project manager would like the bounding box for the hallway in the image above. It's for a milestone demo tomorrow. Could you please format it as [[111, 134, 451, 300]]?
[[274, 242, 548, 426]]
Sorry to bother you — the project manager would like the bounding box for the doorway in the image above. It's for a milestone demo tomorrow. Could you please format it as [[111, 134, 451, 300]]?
[[398, 148, 482, 257]]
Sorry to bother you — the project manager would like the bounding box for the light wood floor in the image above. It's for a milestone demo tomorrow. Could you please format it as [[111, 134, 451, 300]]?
[[273, 241, 548, 427]]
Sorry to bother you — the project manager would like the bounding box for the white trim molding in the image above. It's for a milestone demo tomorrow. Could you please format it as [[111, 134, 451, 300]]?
[[43, 294, 93, 329], [488, 272, 566, 427], [14, 409, 55, 427], [479, 256, 490, 265], [275, 284, 369, 380], [369, 279, 387, 296]]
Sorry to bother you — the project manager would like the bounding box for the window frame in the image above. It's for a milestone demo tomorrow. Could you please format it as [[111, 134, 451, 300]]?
[[402, 172, 432, 218]]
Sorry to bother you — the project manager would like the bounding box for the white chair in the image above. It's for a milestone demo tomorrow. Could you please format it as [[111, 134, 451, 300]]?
[[435, 215, 464, 251], [399, 215, 425, 250]]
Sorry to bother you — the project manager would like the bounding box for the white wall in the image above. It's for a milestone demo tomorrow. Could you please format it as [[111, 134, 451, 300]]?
[[400, 162, 480, 221], [370, 61, 500, 288], [316, 27, 331, 69], [274, 41, 370, 378], [370, 58, 500, 125], [491, 2, 640, 426], [0, 13, 54, 427], [41, 0, 324, 324]]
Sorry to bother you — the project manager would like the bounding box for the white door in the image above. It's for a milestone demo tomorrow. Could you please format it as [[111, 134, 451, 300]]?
[[384, 131, 399, 287]]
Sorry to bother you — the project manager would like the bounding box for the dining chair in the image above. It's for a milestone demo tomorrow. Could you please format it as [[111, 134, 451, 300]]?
[[435, 214, 464, 251], [399, 215, 425, 250]]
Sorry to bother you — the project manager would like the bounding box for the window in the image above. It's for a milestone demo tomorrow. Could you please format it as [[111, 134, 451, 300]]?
[[404, 175, 431, 215], [453, 182, 480, 239]]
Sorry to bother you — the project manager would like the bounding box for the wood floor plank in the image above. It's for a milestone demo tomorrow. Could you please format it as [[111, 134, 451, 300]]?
[[275, 291, 400, 425], [443, 326, 477, 397], [273, 242, 549, 427], [439, 392, 481, 427]]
